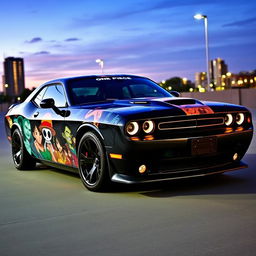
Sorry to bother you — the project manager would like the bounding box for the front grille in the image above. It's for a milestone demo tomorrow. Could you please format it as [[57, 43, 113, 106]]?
[[158, 117, 224, 130], [151, 154, 232, 175]]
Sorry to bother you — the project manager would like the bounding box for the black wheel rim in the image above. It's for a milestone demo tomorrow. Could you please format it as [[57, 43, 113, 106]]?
[[12, 132, 22, 166], [79, 138, 102, 186]]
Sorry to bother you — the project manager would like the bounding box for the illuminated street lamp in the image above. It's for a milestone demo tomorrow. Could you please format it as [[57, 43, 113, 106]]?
[[182, 77, 188, 85], [96, 59, 104, 74], [194, 13, 210, 91]]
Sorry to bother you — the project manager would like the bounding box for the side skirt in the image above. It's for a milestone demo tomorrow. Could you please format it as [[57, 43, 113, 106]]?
[[39, 159, 79, 174]]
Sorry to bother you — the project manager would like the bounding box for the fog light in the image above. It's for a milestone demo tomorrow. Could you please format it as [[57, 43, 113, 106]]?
[[139, 165, 147, 174], [233, 153, 239, 161]]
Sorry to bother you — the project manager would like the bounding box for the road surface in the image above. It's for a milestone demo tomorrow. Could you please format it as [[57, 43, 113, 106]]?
[[0, 110, 256, 256]]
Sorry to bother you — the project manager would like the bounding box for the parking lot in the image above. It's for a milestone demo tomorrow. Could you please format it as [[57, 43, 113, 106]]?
[[0, 110, 256, 256]]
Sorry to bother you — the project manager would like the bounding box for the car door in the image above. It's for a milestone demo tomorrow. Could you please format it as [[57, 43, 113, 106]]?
[[30, 83, 69, 164]]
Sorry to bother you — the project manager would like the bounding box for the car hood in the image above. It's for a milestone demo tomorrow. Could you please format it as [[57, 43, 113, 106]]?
[[75, 97, 248, 120]]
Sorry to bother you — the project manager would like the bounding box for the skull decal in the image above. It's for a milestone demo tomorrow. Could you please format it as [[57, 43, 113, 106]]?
[[39, 120, 56, 150]]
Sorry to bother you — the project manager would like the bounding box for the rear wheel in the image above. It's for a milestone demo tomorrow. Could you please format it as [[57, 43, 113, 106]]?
[[11, 128, 36, 170], [78, 132, 110, 191]]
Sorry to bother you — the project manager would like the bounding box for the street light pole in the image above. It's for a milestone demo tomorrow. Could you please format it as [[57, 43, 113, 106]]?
[[194, 14, 211, 91], [204, 16, 211, 91], [96, 59, 104, 74]]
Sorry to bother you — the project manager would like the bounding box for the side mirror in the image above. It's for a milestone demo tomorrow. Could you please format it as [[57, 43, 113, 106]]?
[[39, 98, 70, 117], [40, 98, 55, 109], [170, 91, 180, 97]]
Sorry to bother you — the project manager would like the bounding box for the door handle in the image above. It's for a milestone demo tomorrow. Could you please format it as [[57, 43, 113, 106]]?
[[34, 112, 39, 118]]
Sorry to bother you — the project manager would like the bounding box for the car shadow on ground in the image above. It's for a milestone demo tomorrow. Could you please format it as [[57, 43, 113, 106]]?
[[31, 154, 256, 198]]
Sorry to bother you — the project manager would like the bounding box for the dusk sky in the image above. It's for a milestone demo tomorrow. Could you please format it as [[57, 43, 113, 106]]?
[[0, 0, 256, 90]]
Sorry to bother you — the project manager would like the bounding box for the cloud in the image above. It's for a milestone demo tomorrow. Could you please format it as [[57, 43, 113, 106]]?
[[65, 38, 81, 42], [33, 51, 50, 55], [70, 0, 217, 28], [23, 31, 204, 88], [25, 37, 43, 44], [223, 17, 256, 27]]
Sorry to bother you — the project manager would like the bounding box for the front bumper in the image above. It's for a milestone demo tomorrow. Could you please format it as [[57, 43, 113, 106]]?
[[107, 129, 253, 183]]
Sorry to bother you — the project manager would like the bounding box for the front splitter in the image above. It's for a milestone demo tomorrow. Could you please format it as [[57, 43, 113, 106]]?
[[111, 161, 248, 184]]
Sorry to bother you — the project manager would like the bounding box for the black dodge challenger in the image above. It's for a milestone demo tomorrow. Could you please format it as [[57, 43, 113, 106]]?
[[5, 75, 253, 191]]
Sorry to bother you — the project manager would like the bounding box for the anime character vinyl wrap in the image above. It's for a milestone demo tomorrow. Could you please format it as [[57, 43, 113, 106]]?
[[9, 116, 78, 168]]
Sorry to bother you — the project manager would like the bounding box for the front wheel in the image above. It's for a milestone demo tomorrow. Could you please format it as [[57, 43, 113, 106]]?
[[78, 132, 110, 191], [11, 128, 36, 170]]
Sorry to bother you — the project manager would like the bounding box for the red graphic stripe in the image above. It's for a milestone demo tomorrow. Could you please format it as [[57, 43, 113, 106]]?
[[179, 105, 214, 115]]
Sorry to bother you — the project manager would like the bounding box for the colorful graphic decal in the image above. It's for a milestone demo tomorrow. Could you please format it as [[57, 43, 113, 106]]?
[[10, 116, 78, 168], [179, 105, 214, 115], [83, 109, 122, 126], [84, 109, 103, 127], [14, 116, 33, 155], [62, 125, 78, 167], [6, 116, 13, 128]]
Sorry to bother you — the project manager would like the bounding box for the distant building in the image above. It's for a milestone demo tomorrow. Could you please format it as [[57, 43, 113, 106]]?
[[3, 57, 25, 97], [195, 72, 207, 90], [195, 58, 256, 91], [210, 58, 230, 90]]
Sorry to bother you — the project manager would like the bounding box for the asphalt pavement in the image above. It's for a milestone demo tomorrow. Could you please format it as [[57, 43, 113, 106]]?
[[0, 110, 256, 256]]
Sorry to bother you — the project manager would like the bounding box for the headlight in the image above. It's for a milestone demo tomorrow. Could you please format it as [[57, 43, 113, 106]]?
[[126, 121, 139, 136], [225, 114, 233, 126], [236, 113, 245, 125], [142, 120, 155, 134]]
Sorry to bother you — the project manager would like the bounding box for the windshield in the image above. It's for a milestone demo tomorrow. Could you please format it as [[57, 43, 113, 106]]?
[[67, 76, 173, 105]]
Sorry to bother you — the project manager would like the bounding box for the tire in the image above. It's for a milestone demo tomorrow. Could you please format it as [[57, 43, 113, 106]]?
[[78, 131, 110, 191], [11, 128, 36, 170]]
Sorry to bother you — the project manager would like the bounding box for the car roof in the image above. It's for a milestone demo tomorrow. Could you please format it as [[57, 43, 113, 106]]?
[[25, 74, 150, 103]]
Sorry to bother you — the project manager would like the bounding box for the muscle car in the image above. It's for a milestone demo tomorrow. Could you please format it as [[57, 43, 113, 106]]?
[[5, 75, 253, 191]]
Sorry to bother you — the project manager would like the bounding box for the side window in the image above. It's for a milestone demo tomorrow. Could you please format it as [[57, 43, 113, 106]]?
[[42, 84, 67, 108], [122, 86, 131, 98], [33, 86, 48, 106]]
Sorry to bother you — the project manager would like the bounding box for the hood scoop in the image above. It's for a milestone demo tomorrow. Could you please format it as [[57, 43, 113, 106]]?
[[165, 98, 203, 106]]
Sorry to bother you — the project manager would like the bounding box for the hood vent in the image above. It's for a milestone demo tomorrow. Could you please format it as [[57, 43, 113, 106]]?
[[130, 101, 150, 104]]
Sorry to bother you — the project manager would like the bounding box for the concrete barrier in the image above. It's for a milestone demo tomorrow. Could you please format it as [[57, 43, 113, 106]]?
[[1, 88, 256, 111], [0, 103, 9, 113], [181, 88, 256, 108]]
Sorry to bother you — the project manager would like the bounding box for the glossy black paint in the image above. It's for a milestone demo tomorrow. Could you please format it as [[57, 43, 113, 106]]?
[[5, 75, 254, 186]]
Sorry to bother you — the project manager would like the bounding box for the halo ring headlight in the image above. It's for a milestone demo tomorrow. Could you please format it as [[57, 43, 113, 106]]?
[[225, 114, 233, 126], [126, 121, 139, 136], [236, 113, 245, 125], [142, 120, 155, 134]]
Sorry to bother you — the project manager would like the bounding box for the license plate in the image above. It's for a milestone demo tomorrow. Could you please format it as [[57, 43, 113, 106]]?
[[191, 137, 217, 156]]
